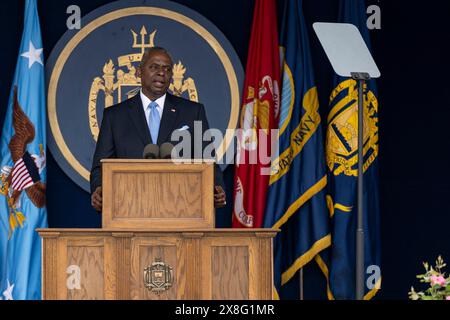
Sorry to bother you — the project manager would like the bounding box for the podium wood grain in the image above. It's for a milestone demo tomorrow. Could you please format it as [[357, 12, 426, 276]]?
[[102, 160, 214, 229], [38, 229, 276, 300], [40, 161, 276, 300], [113, 173, 202, 218]]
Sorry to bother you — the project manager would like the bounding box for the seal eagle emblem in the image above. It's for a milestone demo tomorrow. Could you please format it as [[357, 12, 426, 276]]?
[[0, 87, 46, 237]]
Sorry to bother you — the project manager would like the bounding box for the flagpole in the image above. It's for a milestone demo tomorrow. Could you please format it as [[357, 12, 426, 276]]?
[[299, 268, 304, 300], [351, 72, 370, 300]]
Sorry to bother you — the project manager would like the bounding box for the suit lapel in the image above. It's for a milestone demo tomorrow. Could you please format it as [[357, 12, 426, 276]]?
[[157, 93, 179, 145], [126, 94, 152, 145]]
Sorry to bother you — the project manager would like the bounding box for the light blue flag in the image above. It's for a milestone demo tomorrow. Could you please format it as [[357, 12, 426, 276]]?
[[0, 0, 47, 300]]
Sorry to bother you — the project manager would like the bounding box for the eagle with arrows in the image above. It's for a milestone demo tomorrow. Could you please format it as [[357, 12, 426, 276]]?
[[2, 86, 46, 209]]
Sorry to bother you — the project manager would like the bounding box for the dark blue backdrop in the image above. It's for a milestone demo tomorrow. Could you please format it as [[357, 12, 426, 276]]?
[[1, 0, 450, 300]]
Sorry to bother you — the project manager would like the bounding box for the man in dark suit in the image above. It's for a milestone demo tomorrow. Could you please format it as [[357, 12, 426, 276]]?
[[90, 47, 226, 211]]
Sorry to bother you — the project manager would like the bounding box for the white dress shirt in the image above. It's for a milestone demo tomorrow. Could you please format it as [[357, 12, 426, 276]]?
[[140, 89, 166, 127]]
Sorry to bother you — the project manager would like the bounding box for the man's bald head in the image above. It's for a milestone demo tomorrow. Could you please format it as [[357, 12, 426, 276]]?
[[140, 47, 173, 68]]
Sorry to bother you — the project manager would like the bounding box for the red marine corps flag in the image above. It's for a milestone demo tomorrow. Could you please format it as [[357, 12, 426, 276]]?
[[232, 0, 280, 228]]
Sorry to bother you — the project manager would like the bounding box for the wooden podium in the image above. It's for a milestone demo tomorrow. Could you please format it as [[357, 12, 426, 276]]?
[[101, 160, 215, 229], [38, 160, 276, 300]]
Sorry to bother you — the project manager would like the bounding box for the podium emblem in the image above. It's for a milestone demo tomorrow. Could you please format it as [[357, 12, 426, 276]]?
[[144, 257, 173, 294]]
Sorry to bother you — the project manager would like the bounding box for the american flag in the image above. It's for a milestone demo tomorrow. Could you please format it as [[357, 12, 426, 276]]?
[[11, 151, 40, 191]]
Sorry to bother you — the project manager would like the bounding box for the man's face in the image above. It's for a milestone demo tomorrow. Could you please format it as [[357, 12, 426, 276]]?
[[138, 51, 173, 100]]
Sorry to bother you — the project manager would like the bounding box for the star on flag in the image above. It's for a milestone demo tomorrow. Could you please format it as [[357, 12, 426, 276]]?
[[21, 41, 43, 68], [2, 280, 14, 300]]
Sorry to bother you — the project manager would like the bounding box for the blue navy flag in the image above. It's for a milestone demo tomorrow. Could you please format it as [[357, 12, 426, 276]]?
[[264, 0, 330, 299], [0, 0, 47, 300], [319, 0, 381, 300]]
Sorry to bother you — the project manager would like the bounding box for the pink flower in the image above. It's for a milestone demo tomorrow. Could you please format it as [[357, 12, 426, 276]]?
[[446, 296, 450, 300], [430, 275, 446, 286]]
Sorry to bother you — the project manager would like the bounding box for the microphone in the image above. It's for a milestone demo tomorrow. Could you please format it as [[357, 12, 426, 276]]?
[[142, 144, 160, 159], [159, 142, 175, 159]]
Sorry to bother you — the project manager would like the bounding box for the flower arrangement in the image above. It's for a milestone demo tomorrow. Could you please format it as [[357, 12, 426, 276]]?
[[409, 256, 450, 300]]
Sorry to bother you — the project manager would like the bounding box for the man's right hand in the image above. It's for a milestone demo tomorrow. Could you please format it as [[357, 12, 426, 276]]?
[[91, 186, 102, 212]]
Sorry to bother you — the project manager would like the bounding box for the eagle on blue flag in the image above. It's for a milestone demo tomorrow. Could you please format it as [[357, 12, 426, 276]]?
[[0, 0, 48, 300], [264, 0, 330, 299]]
